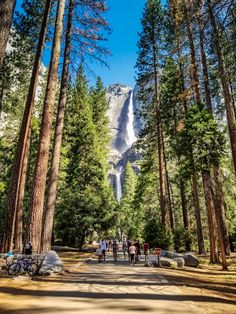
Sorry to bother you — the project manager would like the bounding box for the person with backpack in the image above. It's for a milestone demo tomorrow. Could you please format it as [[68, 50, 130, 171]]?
[[100, 239, 107, 261]]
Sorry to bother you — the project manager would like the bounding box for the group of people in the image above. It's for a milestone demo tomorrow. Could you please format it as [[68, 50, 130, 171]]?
[[97, 239, 150, 265]]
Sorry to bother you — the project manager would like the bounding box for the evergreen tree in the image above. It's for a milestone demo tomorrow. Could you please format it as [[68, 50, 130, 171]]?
[[136, 0, 168, 225], [118, 162, 137, 238], [55, 67, 116, 249]]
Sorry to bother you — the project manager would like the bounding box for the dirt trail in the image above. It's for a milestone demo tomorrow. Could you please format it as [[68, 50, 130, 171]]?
[[0, 252, 235, 314]]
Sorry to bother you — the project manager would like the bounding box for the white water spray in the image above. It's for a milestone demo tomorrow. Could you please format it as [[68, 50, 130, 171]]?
[[116, 166, 123, 201], [126, 90, 137, 147]]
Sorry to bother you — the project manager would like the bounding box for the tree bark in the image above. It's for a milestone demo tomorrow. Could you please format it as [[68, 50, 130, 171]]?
[[28, 0, 66, 253], [197, 1, 230, 261], [2, 0, 52, 253], [176, 31, 205, 255], [180, 182, 191, 251], [0, 0, 16, 71], [185, 0, 218, 261], [207, 0, 236, 175], [184, 0, 201, 104], [191, 174, 206, 254], [152, 43, 167, 225], [201, 170, 218, 263], [14, 123, 32, 253], [41, 0, 74, 253]]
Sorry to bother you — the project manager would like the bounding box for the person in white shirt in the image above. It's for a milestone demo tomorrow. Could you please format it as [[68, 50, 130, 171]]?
[[129, 243, 136, 265], [100, 239, 107, 261]]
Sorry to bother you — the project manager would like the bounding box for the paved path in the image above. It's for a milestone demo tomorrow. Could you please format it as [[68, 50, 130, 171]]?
[[0, 252, 199, 314]]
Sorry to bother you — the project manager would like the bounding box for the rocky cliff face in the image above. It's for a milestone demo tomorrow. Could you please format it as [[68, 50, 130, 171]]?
[[107, 84, 141, 199]]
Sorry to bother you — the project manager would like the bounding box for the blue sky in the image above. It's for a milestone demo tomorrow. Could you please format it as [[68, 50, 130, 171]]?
[[15, 0, 153, 88], [90, 0, 147, 88]]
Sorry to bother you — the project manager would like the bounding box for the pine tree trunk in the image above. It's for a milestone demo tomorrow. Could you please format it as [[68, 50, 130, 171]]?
[[191, 174, 206, 254], [2, 0, 52, 253], [197, 2, 230, 260], [162, 131, 175, 229], [201, 170, 218, 263], [28, 0, 66, 253], [14, 124, 32, 253], [0, 82, 4, 117], [207, 0, 236, 174], [176, 34, 205, 255], [152, 44, 167, 225], [185, 1, 218, 261], [41, 0, 73, 253], [213, 165, 230, 260], [180, 182, 191, 251], [0, 0, 16, 71], [184, 0, 201, 104]]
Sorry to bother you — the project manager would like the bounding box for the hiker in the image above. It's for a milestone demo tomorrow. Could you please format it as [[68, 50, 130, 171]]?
[[134, 240, 141, 261], [97, 246, 103, 263], [122, 240, 127, 259], [129, 242, 136, 266], [143, 242, 150, 262], [112, 239, 118, 261], [127, 239, 132, 261], [100, 239, 107, 261], [24, 242, 32, 255]]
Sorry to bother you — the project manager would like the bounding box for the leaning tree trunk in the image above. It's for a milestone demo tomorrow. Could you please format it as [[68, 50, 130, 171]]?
[[2, 0, 52, 253], [197, 1, 230, 261], [0, 0, 16, 71], [41, 0, 74, 253], [28, 0, 66, 253], [14, 123, 32, 252], [207, 0, 236, 175]]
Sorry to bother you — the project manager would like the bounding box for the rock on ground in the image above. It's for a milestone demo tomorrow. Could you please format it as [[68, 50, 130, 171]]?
[[183, 254, 199, 267], [39, 250, 64, 275], [174, 258, 185, 268]]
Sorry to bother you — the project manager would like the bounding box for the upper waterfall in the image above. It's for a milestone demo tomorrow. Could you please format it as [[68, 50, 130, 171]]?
[[126, 90, 137, 148]]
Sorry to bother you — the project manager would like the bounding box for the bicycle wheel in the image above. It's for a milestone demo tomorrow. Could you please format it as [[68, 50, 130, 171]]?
[[26, 262, 38, 276], [8, 263, 21, 276]]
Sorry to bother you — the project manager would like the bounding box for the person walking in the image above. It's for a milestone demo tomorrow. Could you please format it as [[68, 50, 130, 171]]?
[[127, 239, 132, 261], [100, 239, 107, 261], [134, 240, 141, 261], [112, 239, 118, 262], [143, 242, 150, 262], [122, 240, 127, 259], [97, 246, 103, 263], [129, 242, 136, 266]]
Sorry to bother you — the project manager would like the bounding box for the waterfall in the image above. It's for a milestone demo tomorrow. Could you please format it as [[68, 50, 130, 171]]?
[[116, 166, 123, 201], [126, 90, 137, 147]]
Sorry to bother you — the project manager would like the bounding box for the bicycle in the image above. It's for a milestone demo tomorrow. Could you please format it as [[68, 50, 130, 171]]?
[[8, 256, 38, 276]]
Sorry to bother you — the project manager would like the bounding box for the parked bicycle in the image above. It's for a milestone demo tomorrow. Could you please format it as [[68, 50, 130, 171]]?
[[7, 256, 38, 276]]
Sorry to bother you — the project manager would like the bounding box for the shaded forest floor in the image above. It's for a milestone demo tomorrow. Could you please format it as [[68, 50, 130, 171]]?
[[0, 249, 235, 313], [158, 253, 236, 314]]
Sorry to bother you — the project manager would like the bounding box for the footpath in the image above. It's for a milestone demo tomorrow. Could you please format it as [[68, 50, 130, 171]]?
[[0, 252, 201, 314]]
